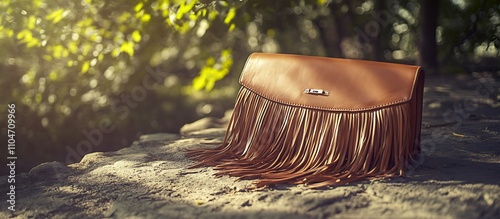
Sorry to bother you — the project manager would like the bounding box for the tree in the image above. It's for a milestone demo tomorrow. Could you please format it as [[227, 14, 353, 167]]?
[[418, 0, 439, 74], [0, 0, 245, 174]]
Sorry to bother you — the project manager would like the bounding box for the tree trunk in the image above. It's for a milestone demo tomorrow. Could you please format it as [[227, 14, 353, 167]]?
[[418, 0, 440, 74], [313, 14, 344, 58], [371, 0, 385, 61]]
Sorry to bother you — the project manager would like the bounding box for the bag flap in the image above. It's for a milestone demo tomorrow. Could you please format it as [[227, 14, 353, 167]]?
[[239, 53, 422, 112]]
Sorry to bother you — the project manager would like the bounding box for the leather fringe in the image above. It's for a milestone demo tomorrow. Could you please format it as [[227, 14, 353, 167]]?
[[186, 87, 421, 188]]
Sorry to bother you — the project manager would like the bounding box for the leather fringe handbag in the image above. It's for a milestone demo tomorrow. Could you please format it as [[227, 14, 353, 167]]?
[[187, 53, 425, 188]]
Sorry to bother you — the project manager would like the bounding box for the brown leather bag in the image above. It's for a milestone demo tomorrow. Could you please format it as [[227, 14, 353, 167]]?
[[187, 53, 425, 188]]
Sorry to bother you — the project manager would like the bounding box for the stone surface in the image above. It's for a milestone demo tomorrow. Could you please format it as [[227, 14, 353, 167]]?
[[1, 74, 499, 218]]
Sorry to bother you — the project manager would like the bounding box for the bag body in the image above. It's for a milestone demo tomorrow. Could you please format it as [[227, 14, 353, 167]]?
[[187, 53, 425, 188]]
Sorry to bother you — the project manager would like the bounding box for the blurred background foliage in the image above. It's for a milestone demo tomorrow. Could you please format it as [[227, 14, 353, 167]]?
[[0, 0, 499, 175]]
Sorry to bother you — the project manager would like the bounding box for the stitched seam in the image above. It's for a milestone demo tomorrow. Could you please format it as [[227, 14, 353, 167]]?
[[239, 53, 422, 112], [240, 86, 410, 111], [240, 70, 420, 112]]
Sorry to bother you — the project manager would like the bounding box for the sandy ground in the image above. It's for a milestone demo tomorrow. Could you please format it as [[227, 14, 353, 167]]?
[[1, 73, 499, 218]]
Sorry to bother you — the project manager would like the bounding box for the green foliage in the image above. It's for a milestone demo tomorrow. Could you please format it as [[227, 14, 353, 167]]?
[[0, 0, 244, 173], [193, 49, 233, 91], [1, 0, 242, 94], [439, 0, 500, 62]]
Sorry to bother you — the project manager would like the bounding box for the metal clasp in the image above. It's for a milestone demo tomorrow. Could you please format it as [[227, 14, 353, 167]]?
[[304, 88, 330, 96]]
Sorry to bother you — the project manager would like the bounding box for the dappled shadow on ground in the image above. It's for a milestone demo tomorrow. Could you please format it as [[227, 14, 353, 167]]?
[[412, 155, 500, 185], [2, 171, 315, 219]]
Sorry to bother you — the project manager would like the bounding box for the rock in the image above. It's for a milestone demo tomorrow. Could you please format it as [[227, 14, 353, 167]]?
[[139, 133, 180, 142], [179, 109, 233, 135], [80, 152, 111, 166], [183, 128, 228, 138], [29, 161, 71, 180]]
